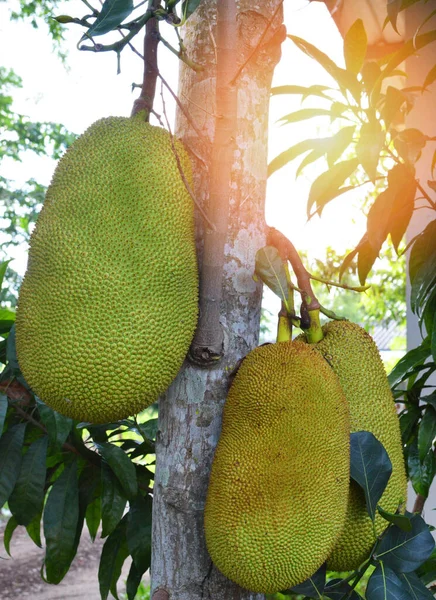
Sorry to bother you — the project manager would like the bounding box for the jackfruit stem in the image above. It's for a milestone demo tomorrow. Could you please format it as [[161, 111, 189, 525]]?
[[277, 303, 292, 342], [305, 309, 323, 344]]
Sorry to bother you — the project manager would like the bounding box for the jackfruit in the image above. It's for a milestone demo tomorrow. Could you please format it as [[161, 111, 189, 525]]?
[[296, 321, 407, 571], [15, 116, 198, 423], [204, 341, 350, 593]]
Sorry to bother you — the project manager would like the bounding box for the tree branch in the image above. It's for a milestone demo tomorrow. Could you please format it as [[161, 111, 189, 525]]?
[[131, 0, 160, 118]]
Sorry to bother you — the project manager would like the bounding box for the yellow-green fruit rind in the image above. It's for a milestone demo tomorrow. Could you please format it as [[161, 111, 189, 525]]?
[[204, 342, 350, 593], [16, 116, 198, 423], [296, 321, 407, 571]]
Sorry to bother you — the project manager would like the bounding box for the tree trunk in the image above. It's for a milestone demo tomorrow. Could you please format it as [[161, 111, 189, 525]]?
[[151, 2, 284, 598]]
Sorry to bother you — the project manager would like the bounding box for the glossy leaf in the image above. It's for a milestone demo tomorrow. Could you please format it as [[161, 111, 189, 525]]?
[[0, 393, 7, 437], [307, 158, 359, 217], [137, 417, 158, 442], [8, 435, 48, 525], [26, 511, 42, 548], [0, 259, 11, 289], [399, 405, 421, 445], [127, 493, 152, 573], [388, 338, 431, 388], [401, 572, 434, 600], [37, 400, 73, 450], [182, 0, 201, 19], [101, 463, 127, 538], [376, 514, 435, 572], [6, 325, 19, 372], [98, 516, 129, 600], [378, 506, 413, 532], [356, 120, 384, 182], [324, 578, 361, 600], [357, 237, 380, 285], [366, 564, 412, 600], [83, 0, 134, 38], [254, 246, 290, 308], [268, 139, 319, 177], [344, 19, 367, 75], [126, 561, 143, 600], [85, 496, 101, 542], [97, 442, 138, 500], [350, 431, 392, 520], [408, 440, 435, 498], [286, 563, 326, 597], [0, 422, 26, 508], [418, 405, 436, 461], [3, 515, 18, 556], [43, 459, 80, 584]]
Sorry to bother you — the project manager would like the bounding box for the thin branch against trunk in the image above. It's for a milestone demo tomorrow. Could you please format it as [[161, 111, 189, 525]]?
[[131, 0, 160, 118], [188, 0, 238, 366]]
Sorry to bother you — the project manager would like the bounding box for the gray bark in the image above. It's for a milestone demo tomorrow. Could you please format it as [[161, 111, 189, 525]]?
[[151, 1, 284, 599]]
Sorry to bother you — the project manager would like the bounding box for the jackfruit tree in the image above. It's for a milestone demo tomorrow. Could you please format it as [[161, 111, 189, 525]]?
[[1, 1, 436, 600]]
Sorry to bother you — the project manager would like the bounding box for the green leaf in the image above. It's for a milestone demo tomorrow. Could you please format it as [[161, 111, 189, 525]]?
[[356, 236, 379, 285], [356, 120, 384, 182], [377, 30, 436, 85], [97, 442, 138, 500], [418, 406, 436, 462], [43, 459, 80, 584], [127, 494, 152, 573], [326, 126, 356, 167], [270, 84, 330, 100], [394, 128, 428, 164], [126, 561, 144, 600], [324, 578, 361, 600], [344, 19, 367, 75], [408, 440, 436, 498], [268, 139, 319, 178], [366, 564, 412, 600], [287, 563, 326, 597], [0, 260, 11, 290], [37, 400, 73, 450], [375, 514, 435, 572], [85, 495, 101, 542], [361, 61, 381, 98], [254, 246, 289, 308], [350, 431, 392, 521], [388, 339, 432, 388], [83, 0, 134, 38], [3, 515, 18, 556], [307, 158, 359, 217], [0, 422, 26, 508], [0, 393, 7, 437], [98, 516, 129, 600], [6, 325, 19, 371], [399, 405, 421, 445], [26, 511, 42, 548], [278, 108, 338, 125], [401, 572, 434, 600], [288, 35, 361, 101], [137, 417, 158, 442], [101, 463, 127, 538], [378, 506, 413, 532], [182, 0, 201, 20], [8, 435, 48, 525]]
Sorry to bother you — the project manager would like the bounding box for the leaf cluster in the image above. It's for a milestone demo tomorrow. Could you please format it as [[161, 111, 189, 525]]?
[[280, 432, 435, 600], [0, 309, 155, 599]]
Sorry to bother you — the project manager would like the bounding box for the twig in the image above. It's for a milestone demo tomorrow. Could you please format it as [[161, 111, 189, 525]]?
[[309, 273, 370, 292], [160, 83, 216, 231], [412, 493, 426, 514], [157, 33, 204, 72], [230, 0, 284, 84], [417, 180, 436, 210]]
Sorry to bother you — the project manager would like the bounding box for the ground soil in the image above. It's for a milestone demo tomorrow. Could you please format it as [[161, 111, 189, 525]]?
[[0, 520, 139, 599]]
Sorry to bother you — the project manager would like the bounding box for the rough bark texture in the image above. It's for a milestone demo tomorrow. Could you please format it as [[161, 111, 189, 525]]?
[[151, 1, 284, 599]]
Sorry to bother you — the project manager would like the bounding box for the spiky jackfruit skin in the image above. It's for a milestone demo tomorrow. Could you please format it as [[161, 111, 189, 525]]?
[[296, 321, 407, 571], [16, 116, 198, 423], [204, 342, 350, 594]]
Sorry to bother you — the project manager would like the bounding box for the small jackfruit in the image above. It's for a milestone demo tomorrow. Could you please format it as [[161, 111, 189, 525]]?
[[16, 116, 198, 423], [204, 341, 350, 594], [297, 321, 407, 571]]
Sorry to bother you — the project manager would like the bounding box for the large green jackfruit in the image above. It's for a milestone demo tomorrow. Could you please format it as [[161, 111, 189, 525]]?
[[297, 321, 407, 571], [204, 341, 350, 594], [16, 116, 198, 423]]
